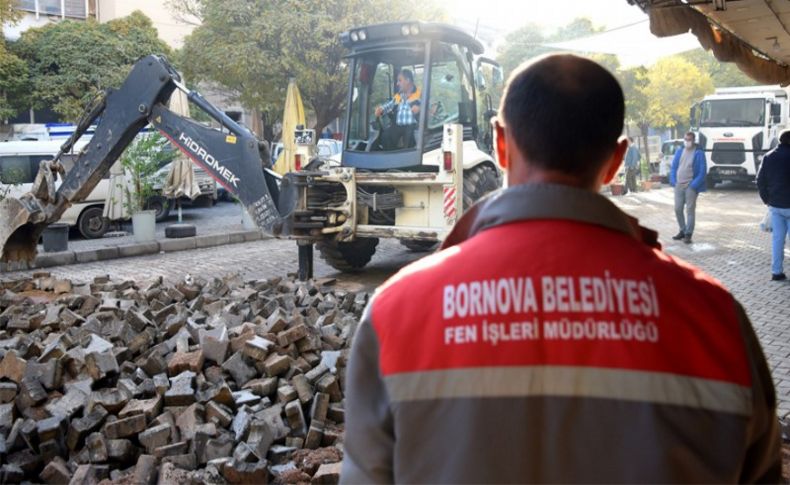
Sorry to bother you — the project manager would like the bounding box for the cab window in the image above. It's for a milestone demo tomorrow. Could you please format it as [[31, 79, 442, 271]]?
[[346, 48, 426, 153], [427, 43, 474, 131]]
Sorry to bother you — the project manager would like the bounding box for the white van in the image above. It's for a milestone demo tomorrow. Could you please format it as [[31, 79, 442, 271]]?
[[0, 140, 110, 239]]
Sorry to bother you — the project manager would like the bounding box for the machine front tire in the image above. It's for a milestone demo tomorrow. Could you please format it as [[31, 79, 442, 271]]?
[[705, 174, 718, 189], [463, 164, 500, 210], [317, 237, 379, 272]]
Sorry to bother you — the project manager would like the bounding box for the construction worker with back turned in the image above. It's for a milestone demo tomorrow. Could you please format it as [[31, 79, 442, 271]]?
[[340, 53, 780, 483]]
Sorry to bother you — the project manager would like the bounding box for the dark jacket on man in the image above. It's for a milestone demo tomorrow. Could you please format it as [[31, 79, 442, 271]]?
[[758, 143, 790, 208]]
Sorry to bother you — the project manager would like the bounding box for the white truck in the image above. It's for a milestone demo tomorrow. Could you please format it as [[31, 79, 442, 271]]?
[[691, 85, 789, 187]]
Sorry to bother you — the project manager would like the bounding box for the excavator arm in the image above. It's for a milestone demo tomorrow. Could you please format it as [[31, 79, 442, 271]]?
[[0, 55, 288, 263]]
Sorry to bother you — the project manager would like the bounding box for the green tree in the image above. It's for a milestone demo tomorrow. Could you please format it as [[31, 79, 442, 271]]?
[[643, 56, 714, 136], [0, 41, 28, 121], [12, 11, 171, 122], [618, 66, 653, 161], [177, 0, 444, 133], [496, 17, 604, 78], [0, 1, 26, 121], [679, 48, 757, 88]]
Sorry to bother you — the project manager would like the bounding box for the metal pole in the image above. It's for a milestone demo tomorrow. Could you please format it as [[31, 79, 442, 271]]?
[[297, 242, 313, 281]]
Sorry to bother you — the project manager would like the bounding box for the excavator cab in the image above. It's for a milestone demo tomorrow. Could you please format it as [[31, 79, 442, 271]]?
[[341, 22, 503, 171]]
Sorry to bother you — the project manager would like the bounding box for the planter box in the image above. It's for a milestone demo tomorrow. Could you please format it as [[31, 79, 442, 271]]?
[[132, 210, 156, 243], [610, 184, 626, 196]]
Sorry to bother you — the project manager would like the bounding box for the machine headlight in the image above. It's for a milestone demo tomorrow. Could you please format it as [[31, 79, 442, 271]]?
[[410, 24, 420, 35], [358, 30, 367, 41], [350, 31, 359, 42], [401, 25, 411, 36]]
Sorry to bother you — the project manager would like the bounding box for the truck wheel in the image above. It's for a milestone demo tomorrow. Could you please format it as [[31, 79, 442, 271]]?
[[399, 239, 438, 252], [78, 206, 109, 239], [146, 196, 171, 222], [463, 164, 500, 210], [317, 237, 379, 272]]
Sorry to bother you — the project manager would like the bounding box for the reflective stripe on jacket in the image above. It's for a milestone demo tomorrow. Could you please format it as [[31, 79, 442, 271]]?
[[341, 183, 779, 484]]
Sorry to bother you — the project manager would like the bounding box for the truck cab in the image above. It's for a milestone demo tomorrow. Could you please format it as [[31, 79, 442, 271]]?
[[691, 85, 788, 186]]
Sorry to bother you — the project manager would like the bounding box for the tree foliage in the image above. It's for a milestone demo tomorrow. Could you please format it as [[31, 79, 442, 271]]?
[[12, 11, 171, 122], [0, 1, 25, 120], [679, 48, 757, 88], [177, 0, 444, 133], [642, 56, 713, 131], [496, 18, 604, 78], [0, 41, 28, 120]]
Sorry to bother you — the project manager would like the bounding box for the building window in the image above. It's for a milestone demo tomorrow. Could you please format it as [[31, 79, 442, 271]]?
[[16, 0, 90, 19]]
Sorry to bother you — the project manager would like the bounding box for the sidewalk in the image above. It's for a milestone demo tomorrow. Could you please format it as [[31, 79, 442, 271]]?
[[0, 200, 266, 272]]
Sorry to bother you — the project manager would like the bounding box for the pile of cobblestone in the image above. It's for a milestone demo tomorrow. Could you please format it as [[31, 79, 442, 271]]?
[[0, 272, 366, 484]]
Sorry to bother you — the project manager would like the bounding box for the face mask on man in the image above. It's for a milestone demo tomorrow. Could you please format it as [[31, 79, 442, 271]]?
[[684, 140, 693, 149]]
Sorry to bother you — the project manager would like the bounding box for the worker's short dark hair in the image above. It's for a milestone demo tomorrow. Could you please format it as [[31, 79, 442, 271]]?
[[400, 69, 414, 83], [779, 129, 790, 145], [685, 131, 695, 141], [500, 54, 624, 182]]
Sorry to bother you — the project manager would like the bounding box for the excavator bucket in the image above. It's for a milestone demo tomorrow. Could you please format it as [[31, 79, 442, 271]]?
[[0, 197, 46, 265]]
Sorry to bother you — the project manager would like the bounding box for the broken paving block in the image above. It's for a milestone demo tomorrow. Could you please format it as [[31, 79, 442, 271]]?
[[242, 336, 274, 361], [89, 388, 129, 414], [0, 350, 27, 384], [310, 393, 330, 422], [222, 459, 269, 484], [39, 457, 70, 484], [263, 353, 290, 377], [139, 423, 172, 452], [165, 371, 196, 406], [292, 374, 314, 404], [316, 374, 342, 402], [167, 349, 205, 375], [85, 349, 119, 381], [285, 400, 307, 437], [104, 414, 146, 439], [67, 405, 108, 451], [222, 352, 256, 386], [119, 395, 162, 421], [312, 462, 342, 485], [199, 326, 229, 364], [205, 401, 233, 428]]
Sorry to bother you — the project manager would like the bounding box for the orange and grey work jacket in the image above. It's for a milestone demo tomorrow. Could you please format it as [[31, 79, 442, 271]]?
[[340, 183, 780, 483]]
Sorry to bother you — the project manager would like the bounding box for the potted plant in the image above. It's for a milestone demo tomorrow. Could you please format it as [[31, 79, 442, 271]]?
[[120, 133, 175, 242]]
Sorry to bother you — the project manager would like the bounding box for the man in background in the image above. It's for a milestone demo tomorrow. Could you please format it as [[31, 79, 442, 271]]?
[[670, 131, 707, 244], [624, 136, 640, 193], [757, 128, 790, 281]]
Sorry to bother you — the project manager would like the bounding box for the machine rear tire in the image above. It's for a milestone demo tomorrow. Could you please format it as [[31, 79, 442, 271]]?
[[399, 239, 438, 252], [463, 164, 500, 210], [317, 237, 379, 272]]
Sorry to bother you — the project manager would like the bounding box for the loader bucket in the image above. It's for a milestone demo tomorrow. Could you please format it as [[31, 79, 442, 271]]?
[[0, 197, 46, 264]]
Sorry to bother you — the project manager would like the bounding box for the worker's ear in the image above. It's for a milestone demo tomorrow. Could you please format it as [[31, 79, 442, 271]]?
[[493, 118, 508, 170], [601, 136, 629, 185]]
